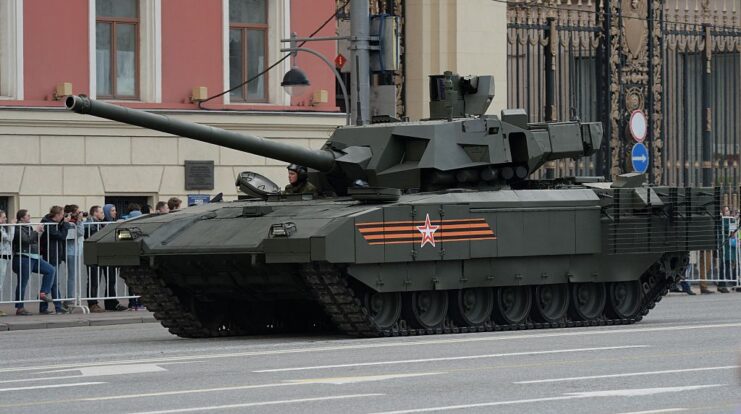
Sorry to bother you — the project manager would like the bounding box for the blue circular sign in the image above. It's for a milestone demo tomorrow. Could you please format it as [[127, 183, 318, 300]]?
[[631, 143, 649, 174]]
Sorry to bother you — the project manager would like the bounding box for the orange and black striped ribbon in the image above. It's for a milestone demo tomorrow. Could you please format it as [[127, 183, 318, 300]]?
[[355, 218, 496, 246]]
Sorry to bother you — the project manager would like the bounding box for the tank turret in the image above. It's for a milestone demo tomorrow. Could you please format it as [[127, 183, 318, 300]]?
[[65, 73, 601, 195]]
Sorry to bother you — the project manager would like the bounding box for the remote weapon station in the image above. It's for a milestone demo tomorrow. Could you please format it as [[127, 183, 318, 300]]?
[[67, 72, 718, 338]]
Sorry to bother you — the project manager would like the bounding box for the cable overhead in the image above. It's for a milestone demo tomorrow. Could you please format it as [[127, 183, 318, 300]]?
[[198, 0, 351, 110]]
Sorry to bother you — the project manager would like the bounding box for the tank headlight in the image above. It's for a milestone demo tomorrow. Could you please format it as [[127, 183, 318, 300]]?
[[116, 227, 142, 241], [270, 222, 296, 237]]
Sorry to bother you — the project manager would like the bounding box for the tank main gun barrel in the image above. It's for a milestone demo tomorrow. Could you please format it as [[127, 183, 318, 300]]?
[[65, 96, 337, 172]]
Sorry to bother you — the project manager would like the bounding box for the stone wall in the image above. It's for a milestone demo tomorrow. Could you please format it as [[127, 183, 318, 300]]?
[[404, 0, 508, 120]]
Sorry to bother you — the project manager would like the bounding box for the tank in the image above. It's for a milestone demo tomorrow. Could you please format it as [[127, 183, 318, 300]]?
[[65, 72, 719, 338]]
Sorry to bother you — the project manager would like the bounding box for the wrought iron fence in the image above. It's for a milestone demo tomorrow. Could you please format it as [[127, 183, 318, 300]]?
[[507, 0, 605, 178]]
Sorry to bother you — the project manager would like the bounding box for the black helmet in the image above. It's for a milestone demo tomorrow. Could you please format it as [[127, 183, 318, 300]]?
[[287, 164, 308, 181]]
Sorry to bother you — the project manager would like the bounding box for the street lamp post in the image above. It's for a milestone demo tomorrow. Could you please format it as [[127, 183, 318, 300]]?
[[281, 33, 351, 126]]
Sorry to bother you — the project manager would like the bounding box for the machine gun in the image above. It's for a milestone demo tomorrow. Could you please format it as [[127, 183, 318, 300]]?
[[66, 72, 602, 197]]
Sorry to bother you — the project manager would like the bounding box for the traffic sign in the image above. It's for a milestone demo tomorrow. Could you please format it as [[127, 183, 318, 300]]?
[[334, 54, 347, 69], [631, 143, 649, 174], [629, 110, 647, 143]]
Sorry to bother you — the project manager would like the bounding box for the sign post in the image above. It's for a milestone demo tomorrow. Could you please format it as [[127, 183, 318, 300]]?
[[631, 142, 649, 174], [629, 110, 647, 143]]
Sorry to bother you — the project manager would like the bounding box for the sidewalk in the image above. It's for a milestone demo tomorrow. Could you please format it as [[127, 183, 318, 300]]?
[[0, 305, 156, 331]]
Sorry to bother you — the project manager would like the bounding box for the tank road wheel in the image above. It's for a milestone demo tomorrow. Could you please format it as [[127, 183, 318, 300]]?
[[606, 281, 643, 319], [531, 284, 569, 323], [363, 291, 402, 330], [492, 286, 532, 325], [403, 291, 449, 330], [568, 283, 606, 321], [450, 288, 494, 327]]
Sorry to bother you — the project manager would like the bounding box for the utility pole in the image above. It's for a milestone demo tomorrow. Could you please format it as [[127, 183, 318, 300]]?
[[350, 0, 370, 125]]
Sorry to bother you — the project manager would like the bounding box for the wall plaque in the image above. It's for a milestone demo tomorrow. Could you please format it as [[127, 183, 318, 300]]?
[[184, 160, 214, 190]]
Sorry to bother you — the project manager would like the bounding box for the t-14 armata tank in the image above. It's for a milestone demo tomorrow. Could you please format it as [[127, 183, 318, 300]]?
[[66, 72, 719, 338]]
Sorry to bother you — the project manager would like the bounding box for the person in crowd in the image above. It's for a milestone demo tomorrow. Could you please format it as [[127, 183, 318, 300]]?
[[40, 206, 71, 314], [85, 204, 127, 312], [120, 203, 144, 310], [122, 203, 142, 220], [12, 209, 55, 316], [156, 201, 170, 214], [167, 197, 182, 211], [284, 164, 317, 195], [62, 205, 85, 311], [141, 204, 152, 215], [718, 206, 736, 293], [0, 210, 15, 316]]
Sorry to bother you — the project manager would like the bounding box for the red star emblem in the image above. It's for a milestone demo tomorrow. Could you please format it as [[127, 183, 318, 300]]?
[[416, 213, 440, 248]]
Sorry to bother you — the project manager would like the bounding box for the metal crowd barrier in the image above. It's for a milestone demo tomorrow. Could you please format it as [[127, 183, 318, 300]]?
[[0, 221, 139, 315], [683, 216, 741, 290]]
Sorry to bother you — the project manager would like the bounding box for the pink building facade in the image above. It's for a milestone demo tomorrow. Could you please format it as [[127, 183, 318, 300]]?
[[2, 0, 337, 110], [0, 0, 345, 218]]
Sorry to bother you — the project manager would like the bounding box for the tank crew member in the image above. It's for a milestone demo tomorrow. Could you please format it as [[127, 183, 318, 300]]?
[[284, 164, 317, 195]]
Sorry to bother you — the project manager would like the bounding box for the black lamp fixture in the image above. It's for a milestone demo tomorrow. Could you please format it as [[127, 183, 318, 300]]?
[[281, 66, 311, 97]]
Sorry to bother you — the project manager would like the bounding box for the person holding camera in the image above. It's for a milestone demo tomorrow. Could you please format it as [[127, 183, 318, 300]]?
[[12, 209, 56, 315], [62, 205, 86, 310], [39, 206, 72, 314]]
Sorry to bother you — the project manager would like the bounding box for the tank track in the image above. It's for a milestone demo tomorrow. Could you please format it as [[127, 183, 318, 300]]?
[[300, 257, 678, 337], [121, 253, 681, 338], [120, 267, 247, 338]]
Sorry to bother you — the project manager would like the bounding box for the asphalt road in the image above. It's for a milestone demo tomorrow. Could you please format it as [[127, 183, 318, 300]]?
[[1, 293, 740, 414]]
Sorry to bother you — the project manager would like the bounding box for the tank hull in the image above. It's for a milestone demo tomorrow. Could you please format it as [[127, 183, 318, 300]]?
[[85, 185, 718, 337]]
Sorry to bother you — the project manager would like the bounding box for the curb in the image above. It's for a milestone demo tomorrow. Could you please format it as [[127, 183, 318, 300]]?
[[0, 313, 157, 331]]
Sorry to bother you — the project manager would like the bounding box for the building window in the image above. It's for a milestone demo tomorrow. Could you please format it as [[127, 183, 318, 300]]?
[[96, 0, 139, 99], [228, 0, 268, 102], [0, 0, 23, 99]]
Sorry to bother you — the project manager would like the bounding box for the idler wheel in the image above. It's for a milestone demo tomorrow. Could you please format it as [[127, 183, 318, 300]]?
[[606, 281, 642, 319], [363, 291, 402, 330], [531, 284, 569, 323], [450, 288, 494, 327], [403, 290, 449, 329], [568, 283, 606, 321], [492, 286, 532, 325]]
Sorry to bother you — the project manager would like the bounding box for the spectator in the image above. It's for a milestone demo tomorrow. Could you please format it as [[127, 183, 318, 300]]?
[[63, 204, 85, 311], [120, 203, 144, 310], [40, 206, 70, 314], [719, 206, 736, 293], [12, 209, 55, 316], [155, 201, 169, 214], [103, 204, 117, 222], [85, 204, 127, 312], [122, 203, 142, 220], [141, 204, 152, 215], [167, 197, 182, 211], [0, 209, 15, 316]]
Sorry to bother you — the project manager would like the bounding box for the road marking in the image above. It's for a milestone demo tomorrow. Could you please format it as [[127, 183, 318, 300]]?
[[565, 384, 723, 397], [129, 394, 385, 414], [369, 384, 724, 414], [82, 372, 438, 402], [48, 363, 168, 376], [514, 365, 740, 384], [1, 322, 739, 375], [614, 409, 687, 414], [286, 372, 441, 385], [253, 345, 648, 373], [0, 364, 168, 385], [0, 382, 106, 392]]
